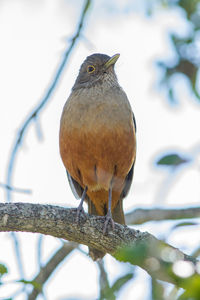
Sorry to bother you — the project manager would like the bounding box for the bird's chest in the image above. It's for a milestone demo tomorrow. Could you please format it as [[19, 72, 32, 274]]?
[[61, 97, 132, 149], [64, 89, 132, 130], [59, 90, 136, 190]]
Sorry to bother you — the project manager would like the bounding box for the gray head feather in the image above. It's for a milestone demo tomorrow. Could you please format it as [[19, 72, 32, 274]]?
[[72, 53, 118, 90]]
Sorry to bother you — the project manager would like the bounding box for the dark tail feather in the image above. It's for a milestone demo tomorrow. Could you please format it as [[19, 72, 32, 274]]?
[[112, 197, 125, 225], [88, 198, 106, 260], [66, 171, 126, 260], [88, 197, 125, 260]]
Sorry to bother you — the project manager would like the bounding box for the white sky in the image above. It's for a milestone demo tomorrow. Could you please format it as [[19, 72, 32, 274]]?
[[0, 1, 200, 299]]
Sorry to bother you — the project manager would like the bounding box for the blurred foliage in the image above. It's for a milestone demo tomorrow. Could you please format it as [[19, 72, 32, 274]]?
[[17, 279, 42, 291], [99, 273, 134, 300], [115, 238, 200, 300], [151, 278, 165, 300], [171, 221, 199, 230], [152, 0, 200, 294], [178, 275, 200, 300], [0, 263, 8, 275], [156, 0, 200, 103]]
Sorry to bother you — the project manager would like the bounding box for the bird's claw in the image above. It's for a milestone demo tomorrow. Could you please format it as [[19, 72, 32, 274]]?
[[103, 213, 115, 235]]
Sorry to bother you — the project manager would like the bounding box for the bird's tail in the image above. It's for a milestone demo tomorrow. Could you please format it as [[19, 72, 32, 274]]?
[[88, 199, 105, 260], [88, 197, 125, 260]]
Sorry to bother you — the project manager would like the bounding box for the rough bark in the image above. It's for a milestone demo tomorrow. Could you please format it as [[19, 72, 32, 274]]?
[[0, 202, 198, 287], [125, 207, 200, 224]]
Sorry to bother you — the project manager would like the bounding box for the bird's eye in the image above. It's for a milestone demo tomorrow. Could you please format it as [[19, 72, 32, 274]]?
[[87, 65, 95, 73]]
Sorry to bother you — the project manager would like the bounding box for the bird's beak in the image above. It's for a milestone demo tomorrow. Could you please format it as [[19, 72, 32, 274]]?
[[104, 53, 120, 69]]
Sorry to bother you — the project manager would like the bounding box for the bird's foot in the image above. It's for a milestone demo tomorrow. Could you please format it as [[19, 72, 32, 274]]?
[[103, 212, 115, 235]]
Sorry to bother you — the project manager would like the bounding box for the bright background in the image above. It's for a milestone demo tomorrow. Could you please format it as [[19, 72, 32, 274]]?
[[0, 0, 200, 299]]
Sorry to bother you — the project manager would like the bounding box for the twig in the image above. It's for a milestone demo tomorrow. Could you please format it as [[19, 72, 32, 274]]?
[[37, 235, 43, 269], [0, 202, 198, 287], [0, 182, 31, 194], [97, 260, 111, 300], [4, 0, 91, 279], [28, 242, 77, 300], [125, 207, 200, 225], [6, 0, 91, 203]]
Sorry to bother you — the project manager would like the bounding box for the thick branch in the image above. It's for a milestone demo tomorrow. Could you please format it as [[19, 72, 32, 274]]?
[[0, 203, 198, 287], [126, 207, 200, 225], [27, 205, 200, 299]]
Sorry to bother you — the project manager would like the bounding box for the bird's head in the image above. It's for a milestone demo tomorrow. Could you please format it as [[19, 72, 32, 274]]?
[[72, 53, 120, 90]]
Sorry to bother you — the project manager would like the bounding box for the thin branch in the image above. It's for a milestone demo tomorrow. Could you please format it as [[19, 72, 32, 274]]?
[[37, 235, 43, 269], [28, 242, 77, 300], [4, 0, 91, 279], [6, 0, 91, 203], [97, 260, 111, 300], [0, 182, 31, 194], [125, 207, 200, 225], [192, 72, 200, 101], [0, 202, 198, 287]]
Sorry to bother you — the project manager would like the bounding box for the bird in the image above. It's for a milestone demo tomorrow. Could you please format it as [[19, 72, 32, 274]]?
[[59, 53, 136, 260]]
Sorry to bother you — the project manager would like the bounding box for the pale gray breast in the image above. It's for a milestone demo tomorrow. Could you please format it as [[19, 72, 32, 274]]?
[[62, 84, 133, 132]]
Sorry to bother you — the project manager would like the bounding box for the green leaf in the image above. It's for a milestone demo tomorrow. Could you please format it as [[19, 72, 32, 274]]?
[[17, 279, 42, 291], [0, 263, 8, 277], [156, 153, 189, 168], [172, 221, 199, 229]]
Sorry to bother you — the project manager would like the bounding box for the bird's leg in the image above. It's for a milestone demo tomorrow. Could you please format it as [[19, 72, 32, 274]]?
[[76, 186, 88, 223], [103, 186, 115, 234]]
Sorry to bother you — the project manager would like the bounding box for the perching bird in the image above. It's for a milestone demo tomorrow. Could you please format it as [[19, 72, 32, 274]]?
[[59, 53, 136, 260]]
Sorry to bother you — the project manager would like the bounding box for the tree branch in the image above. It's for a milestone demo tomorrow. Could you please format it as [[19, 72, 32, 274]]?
[[125, 207, 200, 225], [6, 0, 91, 203], [28, 242, 77, 300], [0, 202, 198, 287], [26, 205, 200, 299], [0, 182, 31, 194], [97, 260, 111, 300], [4, 0, 91, 279]]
